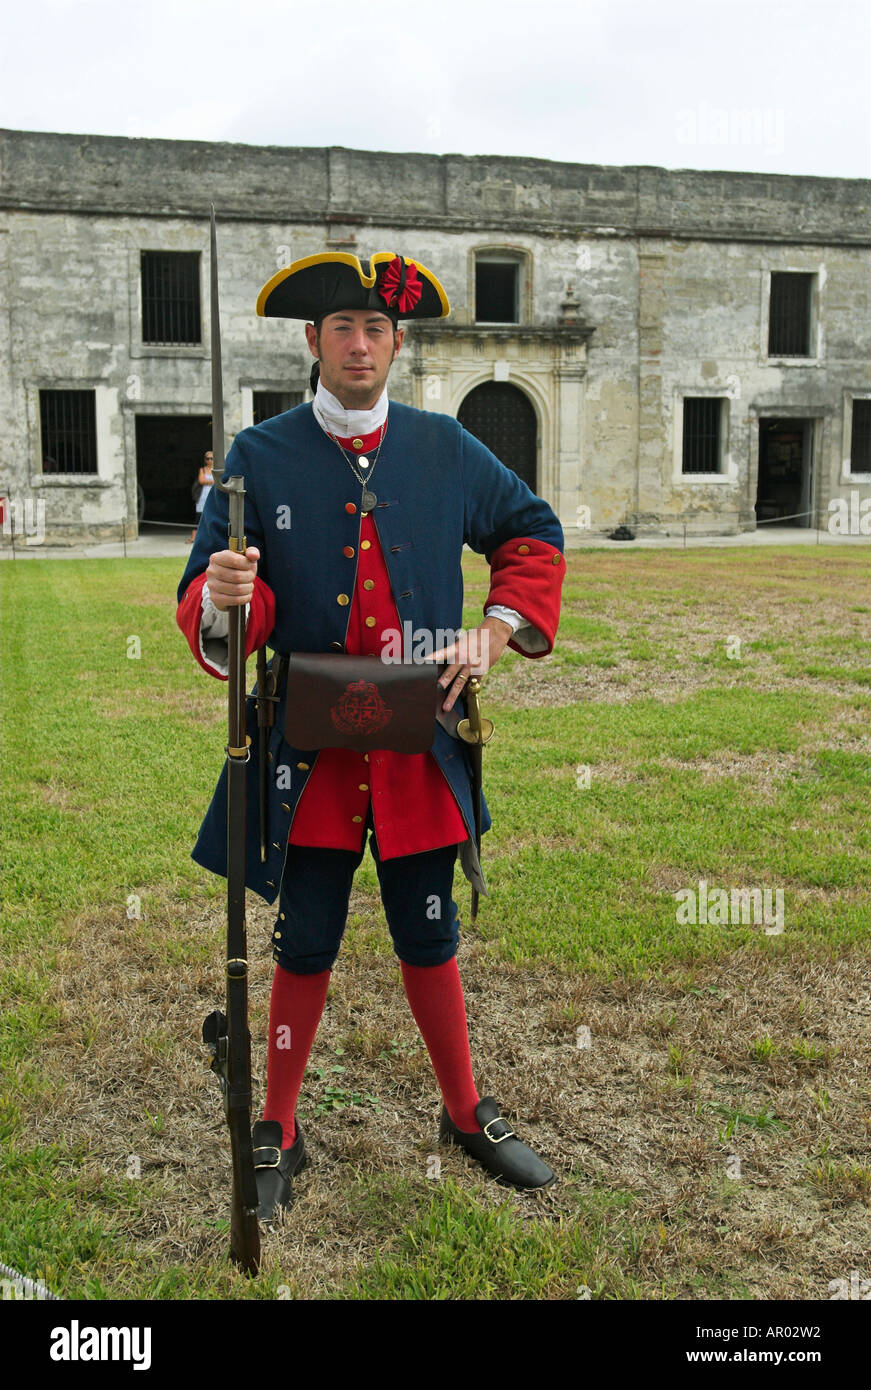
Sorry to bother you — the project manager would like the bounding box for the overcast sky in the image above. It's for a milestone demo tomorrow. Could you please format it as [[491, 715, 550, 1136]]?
[[2, 0, 869, 179]]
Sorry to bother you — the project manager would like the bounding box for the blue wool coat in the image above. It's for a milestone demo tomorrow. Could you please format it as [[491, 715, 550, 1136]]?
[[178, 401, 563, 904]]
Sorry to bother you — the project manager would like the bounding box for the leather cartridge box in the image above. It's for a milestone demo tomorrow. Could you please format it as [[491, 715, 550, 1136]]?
[[285, 653, 447, 754]]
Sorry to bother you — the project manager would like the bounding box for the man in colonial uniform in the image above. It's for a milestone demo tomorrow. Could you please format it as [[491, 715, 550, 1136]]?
[[177, 251, 565, 1219]]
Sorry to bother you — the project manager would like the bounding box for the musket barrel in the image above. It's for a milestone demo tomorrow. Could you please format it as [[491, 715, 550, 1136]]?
[[204, 205, 261, 1275], [209, 204, 225, 475]]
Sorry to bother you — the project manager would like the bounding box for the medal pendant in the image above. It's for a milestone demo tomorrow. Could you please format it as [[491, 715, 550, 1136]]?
[[361, 489, 377, 513]]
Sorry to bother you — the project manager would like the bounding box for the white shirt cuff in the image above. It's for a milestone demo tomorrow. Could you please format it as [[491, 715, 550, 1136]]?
[[199, 582, 250, 676], [484, 604, 548, 655]]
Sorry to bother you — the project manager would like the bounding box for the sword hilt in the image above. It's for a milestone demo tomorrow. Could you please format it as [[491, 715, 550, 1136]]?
[[456, 677, 495, 746]]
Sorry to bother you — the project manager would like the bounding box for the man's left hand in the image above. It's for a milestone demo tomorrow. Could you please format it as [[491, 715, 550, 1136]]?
[[431, 616, 514, 712]]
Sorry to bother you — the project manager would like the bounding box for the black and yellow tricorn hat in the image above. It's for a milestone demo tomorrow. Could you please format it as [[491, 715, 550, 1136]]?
[[256, 251, 450, 324]]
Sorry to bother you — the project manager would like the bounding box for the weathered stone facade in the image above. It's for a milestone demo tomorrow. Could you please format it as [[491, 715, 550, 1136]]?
[[1, 129, 869, 546]]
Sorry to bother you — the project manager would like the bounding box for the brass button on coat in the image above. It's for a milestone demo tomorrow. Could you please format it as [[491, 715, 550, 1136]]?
[[337, 593, 350, 605], [331, 641, 344, 651], [345, 502, 357, 514], [344, 545, 355, 558], [365, 616, 376, 628], [360, 539, 371, 550], [281, 802, 291, 812], [358, 783, 369, 792], [297, 762, 310, 770], [352, 815, 363, 824], [352, 438, 364, 449], [518, 544, 530, 554], [363, 579, 375, 590], [552, 553, 561, 564]]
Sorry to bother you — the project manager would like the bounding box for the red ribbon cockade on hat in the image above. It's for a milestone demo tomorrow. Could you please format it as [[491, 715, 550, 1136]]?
[[377, 256, 422, 315]]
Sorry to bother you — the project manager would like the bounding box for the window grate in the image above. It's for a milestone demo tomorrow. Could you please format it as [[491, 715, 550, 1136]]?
[[40, 390, 98, 474], [768, 272, 812, 356], [851, 400, 871, 473], [253, 391, 302, 425], [682, 398, 722, 473], [141, 251, 201, 344]]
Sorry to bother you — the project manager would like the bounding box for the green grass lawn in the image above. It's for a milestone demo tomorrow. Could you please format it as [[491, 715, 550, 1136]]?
[[1, 545, 869, 1300]]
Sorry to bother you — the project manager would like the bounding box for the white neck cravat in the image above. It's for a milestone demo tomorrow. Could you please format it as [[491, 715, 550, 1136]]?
[[312, 381, 388, 440]]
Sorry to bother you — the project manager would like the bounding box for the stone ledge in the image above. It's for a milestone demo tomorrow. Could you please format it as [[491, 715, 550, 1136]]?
[[2, 130, 869, 246]]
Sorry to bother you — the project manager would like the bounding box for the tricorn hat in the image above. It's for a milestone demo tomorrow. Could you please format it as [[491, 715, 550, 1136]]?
[[256, 251, 450, 324]]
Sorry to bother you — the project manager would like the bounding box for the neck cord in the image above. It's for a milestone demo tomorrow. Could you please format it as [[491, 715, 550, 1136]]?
[[323, 419, 387, 494]]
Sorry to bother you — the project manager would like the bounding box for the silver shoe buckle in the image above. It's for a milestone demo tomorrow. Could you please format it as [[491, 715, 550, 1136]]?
[[253, 1145, 281, 1168]]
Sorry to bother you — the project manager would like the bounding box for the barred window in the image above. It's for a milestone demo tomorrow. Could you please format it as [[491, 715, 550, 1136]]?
[[682, 398, 723, 474], [851, 400, 871, 473], [253, 391, 302, 425], [768, 272, 813, 356], [141, 251, 201, 344], [40, 390, 97, 474]]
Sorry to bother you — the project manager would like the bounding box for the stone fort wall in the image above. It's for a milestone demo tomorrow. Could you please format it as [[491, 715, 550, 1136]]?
[[1, 130, 869, 545]]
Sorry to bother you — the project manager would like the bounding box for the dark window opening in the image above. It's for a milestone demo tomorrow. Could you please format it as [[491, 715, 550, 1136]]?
[[768, 272, 812, 356], [253, 391, 302, 425], [682, 398, 722, 473], [141, 251, 201, 344], [850, 400, 871, 473], [40, 390, 98, 474], [475, 261, 519, 323]]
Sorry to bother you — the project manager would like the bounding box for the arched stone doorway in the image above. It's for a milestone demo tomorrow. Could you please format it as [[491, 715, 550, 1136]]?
[[458, 382, 538, 491]]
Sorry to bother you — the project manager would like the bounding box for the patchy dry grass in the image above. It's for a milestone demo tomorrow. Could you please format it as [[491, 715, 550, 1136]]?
[[466, 547, 871, 710], [8, 887, 869, 1301]]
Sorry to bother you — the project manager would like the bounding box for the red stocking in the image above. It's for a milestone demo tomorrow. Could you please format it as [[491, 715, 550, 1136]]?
[[400, 958, 481, 1132], [262, 964, 331, 1147]]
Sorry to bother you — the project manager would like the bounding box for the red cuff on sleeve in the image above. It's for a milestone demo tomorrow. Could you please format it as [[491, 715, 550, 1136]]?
[[176, 573, 276, 678], [485, 538, 564, 658]]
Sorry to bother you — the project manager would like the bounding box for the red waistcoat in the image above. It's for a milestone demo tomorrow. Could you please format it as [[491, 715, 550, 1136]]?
[[288, 425, 468, 859]]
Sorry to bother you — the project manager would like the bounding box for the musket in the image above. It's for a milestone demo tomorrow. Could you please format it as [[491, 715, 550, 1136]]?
[[201, 204, 261, 1276], [456, 676, 494, 922]]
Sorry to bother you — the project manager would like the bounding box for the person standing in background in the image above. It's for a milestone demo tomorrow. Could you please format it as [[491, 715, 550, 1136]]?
[[190, 450, 214, 543]]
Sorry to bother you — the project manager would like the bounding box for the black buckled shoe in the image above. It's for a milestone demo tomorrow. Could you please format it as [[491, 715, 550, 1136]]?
[[439, 1097, 557, 1191], [252, 1119, 308, 1223]]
